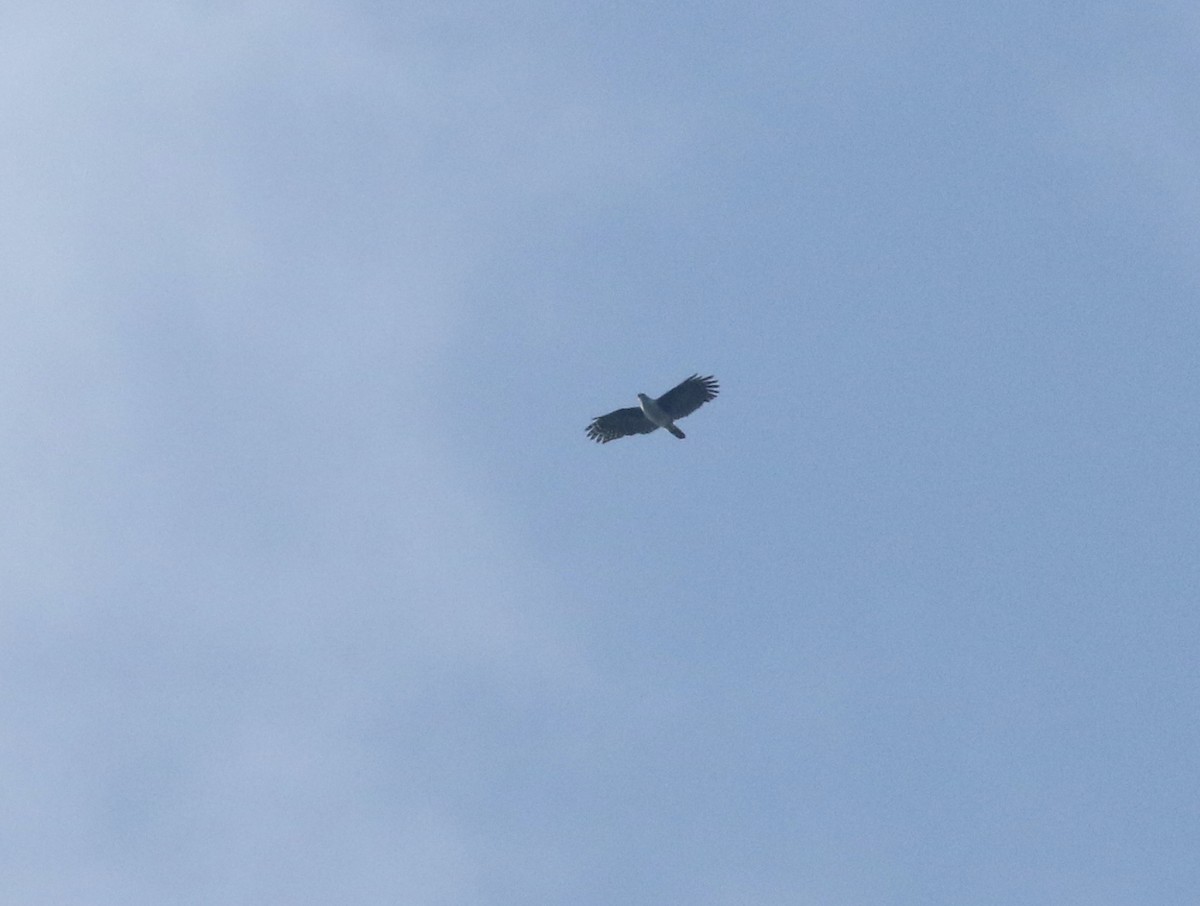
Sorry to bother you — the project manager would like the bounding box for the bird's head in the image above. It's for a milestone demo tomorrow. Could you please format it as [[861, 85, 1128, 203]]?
[[636, 392, 650, 403]]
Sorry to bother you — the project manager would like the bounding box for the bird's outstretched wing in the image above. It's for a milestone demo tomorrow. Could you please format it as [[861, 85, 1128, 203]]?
[[586, 407, 658, 443], [655, 374, 719, 420]]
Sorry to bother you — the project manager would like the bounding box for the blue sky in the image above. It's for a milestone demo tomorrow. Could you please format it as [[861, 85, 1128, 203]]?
[[3, 2, 1198, 903]]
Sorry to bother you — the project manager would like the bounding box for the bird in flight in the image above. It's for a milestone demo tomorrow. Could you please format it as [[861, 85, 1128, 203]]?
[[586, 374, 719, 443]]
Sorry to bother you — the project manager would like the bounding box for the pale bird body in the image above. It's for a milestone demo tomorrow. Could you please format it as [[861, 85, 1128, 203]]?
[[636, 392, 686, 438]]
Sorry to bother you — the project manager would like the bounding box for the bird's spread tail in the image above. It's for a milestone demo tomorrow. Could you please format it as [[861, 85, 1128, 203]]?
[[667, 425, 685, 439]]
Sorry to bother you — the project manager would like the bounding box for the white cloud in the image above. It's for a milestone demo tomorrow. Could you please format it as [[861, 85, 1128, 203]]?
[[0, 3, 643, 901]]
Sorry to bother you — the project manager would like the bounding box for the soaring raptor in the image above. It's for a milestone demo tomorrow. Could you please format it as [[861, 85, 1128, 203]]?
[[586, 374, 719, 443]]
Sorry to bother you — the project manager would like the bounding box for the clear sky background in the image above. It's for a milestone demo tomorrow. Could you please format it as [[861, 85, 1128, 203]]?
[[3, 2, 1198, 903]]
